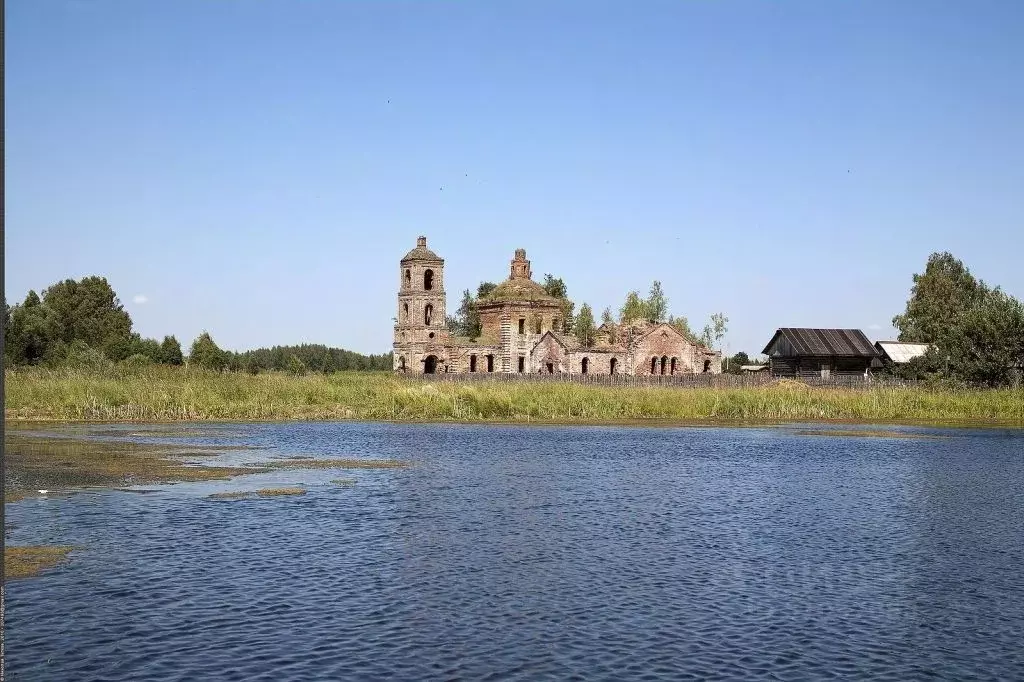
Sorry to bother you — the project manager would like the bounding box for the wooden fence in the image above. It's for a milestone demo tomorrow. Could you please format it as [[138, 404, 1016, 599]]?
[[398, 372, 933, 390]]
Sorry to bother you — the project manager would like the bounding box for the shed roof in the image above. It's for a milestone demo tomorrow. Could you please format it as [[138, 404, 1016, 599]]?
[[762, 328, 878, 357], [875, 341, 930, 364]]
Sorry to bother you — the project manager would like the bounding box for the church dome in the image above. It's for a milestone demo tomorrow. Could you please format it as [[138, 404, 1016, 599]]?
[[401, 236, 443, 263]]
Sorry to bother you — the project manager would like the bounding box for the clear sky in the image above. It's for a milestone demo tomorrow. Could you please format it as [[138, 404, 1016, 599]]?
[[6, 1, 1023, 358]]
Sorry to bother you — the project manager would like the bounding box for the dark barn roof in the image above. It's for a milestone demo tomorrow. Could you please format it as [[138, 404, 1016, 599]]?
[[762, 328, 878, 357]]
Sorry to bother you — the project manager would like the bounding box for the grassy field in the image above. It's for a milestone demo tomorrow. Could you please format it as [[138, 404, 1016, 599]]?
[[5, 366, 1023, 425]]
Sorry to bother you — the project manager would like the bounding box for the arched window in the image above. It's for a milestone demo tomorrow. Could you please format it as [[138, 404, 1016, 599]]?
[[402, 302, 409, 321], [661, 355, 668, 375], [581, 357, 589, 375], [703, 359, 712, 373], [651, 357, 658, 374], [405, 269, 411, 286], [424, 269, 434, 291], [670, 357, 677, 375], [610, 358, 618, 374], [399, 356, 407, 372], [424, 304, 433, 326]]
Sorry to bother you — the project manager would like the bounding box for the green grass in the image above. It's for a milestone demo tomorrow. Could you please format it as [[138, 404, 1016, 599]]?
[[4, 366, 1023, 425]]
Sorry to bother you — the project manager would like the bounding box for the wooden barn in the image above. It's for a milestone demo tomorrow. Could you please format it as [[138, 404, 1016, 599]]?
[[762, 328, 882, 379]]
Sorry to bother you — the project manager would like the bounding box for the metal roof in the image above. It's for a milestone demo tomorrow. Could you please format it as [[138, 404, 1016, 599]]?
[[762, 328, 878, 357], [875, 341, 930, 364]]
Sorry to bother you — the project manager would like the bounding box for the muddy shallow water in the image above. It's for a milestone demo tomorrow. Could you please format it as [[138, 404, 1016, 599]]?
[[5, 421, 1024, 680]]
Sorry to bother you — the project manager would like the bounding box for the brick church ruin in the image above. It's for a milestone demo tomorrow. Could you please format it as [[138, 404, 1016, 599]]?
[[393, 236, 721, 376]]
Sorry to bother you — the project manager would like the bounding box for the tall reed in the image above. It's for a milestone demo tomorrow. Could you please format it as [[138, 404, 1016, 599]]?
[[4, 365, 1022, 425]]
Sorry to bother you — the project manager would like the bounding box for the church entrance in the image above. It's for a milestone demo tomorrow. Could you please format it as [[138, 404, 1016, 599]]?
[[424, 355, 439, 374]]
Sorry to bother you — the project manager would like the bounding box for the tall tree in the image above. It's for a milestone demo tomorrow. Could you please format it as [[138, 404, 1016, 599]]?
[[600, 307, 616, 343], [542, 274, 574, 333], [6, 291, 58, 365], [477, 281, 498, 299], [41, 276, 133, 358], [189, 332, 227, 371], [710, 313, 729, 347], [645, 281, 669, 323], [892, 252, 986, 343], [575, 303, 596, 348], [160, 336, 184, 365], [619, 291, 646, 324]]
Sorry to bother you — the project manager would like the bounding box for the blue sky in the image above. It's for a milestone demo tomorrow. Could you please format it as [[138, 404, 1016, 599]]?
[[6, 1, 1023, 357]]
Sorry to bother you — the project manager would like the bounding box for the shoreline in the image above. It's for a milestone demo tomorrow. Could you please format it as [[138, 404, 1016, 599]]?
[[6, 413, 1023, 430]]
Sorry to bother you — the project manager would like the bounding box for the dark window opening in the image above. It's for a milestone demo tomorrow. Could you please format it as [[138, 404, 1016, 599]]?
[[402, 302, 408, 321], [703, 359, 712, 373], [670, 357, 677, 375], [651, 357, 658, 374], [424, 269, 434, 290], [518, 319, 525, 334], [425, 304, 433, 326], [399, 356, 407, 372], [405, 269, 411, 285], [487, 355, 494, 372], [552, 318, 560, 332], [610, 358, 618, 374], [661, 355, 668, 375], [424, 355, 438, 374], [535, 318, 542, 334], [546, 362, 554, 374], [581, 357, 589, 375], [470, 354, 477, 372], [518, 356, 525, 373], [428, 332, 435, 339]]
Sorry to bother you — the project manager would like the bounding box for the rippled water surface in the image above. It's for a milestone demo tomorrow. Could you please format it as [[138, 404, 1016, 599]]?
[[6, 422, 1024, 680]]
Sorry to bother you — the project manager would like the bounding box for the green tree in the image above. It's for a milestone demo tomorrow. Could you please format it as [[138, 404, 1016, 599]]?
[[320, 349, 337, 374], [542, 275, 574, 333], [619, 291, 646, 324], [41, 276, 133, 359], [600, 307, 616, 343], [286, 354, 307, 376], [160, 336, 184, 365], [645, 281, 669, 323], [6, 291, 58, 365], [893, 252, 986, 344], [709, 312, 729, 348], [724, 351, 751, 374], [575, 303, 596, 348], [189, 332, 227, 371]]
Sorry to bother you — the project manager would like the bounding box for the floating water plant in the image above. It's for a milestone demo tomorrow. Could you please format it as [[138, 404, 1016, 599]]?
[[256, 487, 307, 496], [4, 545, 75, 580]]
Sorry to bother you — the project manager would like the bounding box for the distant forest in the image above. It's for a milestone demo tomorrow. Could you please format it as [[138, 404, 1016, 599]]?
[[4, 275, 391, 373]]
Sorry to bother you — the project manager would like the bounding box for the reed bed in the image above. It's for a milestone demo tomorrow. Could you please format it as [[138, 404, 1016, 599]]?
[[5, 366, 1023, 425]]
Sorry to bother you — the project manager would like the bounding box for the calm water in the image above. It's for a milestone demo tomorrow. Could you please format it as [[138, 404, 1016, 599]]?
[[5, 422, 1024, 681]]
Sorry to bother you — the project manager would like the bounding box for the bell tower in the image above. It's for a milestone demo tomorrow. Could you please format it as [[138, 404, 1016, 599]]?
[[394, 236, 447, 372]]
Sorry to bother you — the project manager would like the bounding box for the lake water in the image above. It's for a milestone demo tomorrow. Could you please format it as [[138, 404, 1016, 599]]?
[[5, 422, 1024, 680]]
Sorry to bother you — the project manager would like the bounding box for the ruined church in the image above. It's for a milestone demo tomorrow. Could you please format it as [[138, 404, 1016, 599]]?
[[393, 236, 721, 376]]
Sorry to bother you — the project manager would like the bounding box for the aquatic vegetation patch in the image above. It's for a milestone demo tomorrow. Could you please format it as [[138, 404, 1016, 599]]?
[[4, 545, 75, 580], [208, 491, 257, 500], [256, 487, 306, 496], [331, 478, 357, 486], [3, 432, 270, 502], [791, 429, 949, 440], [263, 458, 407, 470]]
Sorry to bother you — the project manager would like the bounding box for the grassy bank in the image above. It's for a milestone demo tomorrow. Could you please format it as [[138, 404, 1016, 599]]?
[[5, 366, 1023, 425]]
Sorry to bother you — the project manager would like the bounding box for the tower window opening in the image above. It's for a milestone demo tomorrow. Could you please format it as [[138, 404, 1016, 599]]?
[[424, 269, 434, 291], [425, 304, 433, 326], [518, 319, 525, 334]]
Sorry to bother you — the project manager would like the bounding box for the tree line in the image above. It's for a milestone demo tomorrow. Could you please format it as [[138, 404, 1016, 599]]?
[[3, 275, 391, 373], [890, 252, 1024, 386]]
